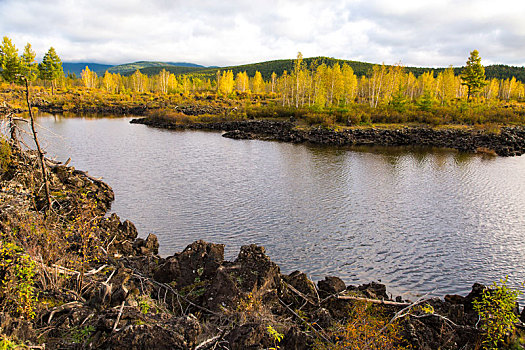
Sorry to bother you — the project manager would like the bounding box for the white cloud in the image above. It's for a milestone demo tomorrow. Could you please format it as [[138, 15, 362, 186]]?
[[1, 0, 524, 67]]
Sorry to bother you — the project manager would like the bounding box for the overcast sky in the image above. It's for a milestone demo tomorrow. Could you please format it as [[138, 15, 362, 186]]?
[[1, 0, 524, 67]]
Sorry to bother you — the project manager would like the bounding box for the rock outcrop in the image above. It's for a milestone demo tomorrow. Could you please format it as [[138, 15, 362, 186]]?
[[131, 118, 525, 156]]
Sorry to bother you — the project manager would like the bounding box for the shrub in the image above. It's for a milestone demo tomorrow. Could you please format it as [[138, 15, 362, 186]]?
[[267, 325, 284, 350], [417, 91, 436, 112], [246, 104, 298, 119], [69, 325, 95, 344], [0, 241, 37, 319], [0, 137, 12, 173], [390, 92, 408, 113], [346, 113, 362, 126], [473, 278, 522, 350], [314, 301, 407, 350], [304, 112, 335, 127], [0, 335, 28, 349]]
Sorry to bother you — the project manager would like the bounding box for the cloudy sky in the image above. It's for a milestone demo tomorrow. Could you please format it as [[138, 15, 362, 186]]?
[[1, 0, 524, 67]]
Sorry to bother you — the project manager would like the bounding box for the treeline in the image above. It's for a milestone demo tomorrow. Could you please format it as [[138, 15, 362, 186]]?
[[144, 57, 525, 83], [2, 36, 524, 108], [275, 53, 525, 108], [73, 54, 525, 107], [0, 37, 63, 93]]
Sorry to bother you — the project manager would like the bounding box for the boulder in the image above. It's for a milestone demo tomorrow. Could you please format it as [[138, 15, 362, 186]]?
[[132, 234, 159, 256], [463, 283, 487, 311], [222, 130, 254, 140], [120, 220, 139, 241], [284, 271, 318, 300], [154, 240, 224, 287], [318, 276, 346, 296], [145, 233, 159, 254], [203, 266, 242, 310], [357, 281, 389, 300], [234, 244, 281, 293], [100, 315, 201, 350], [281, 325, 310, 350], [312, 308, 332, 328], [0, 313, 36, 344], [223, 322, 272, 350], [400, 312, 480, 350], [444, 294, 465, 305]]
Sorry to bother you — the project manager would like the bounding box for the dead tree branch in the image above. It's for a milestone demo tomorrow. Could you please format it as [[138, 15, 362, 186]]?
[[20, 76, 53, 214]]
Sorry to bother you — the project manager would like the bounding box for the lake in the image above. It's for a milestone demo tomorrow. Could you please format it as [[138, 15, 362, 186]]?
[[27, 114, 525, 300]]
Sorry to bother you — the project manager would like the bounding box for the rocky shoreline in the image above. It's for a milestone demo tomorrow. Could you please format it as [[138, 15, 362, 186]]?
[[36, 103, 150, 116], [130, 117, 525, 157], [1, 140, 525, 349]]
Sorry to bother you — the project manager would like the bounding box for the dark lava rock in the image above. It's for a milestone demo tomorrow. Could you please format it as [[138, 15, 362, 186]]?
[[222, 129, 254, 139], [203, 266, 242, 310], [444, 294, 466, 305], [100, 214, 133, 239], [463, 283, 487, 311], [120, 220, 139, 241], [131, 118, 525, 157], [223, 322, 272, 350], [154, 240, 224, 287], [100, 315, 201, 350], [281, 325, 310, 350], [145, 233, 159, 254], [234, 244, 281, 293], [357, 281, 389, 300], [99, 215, 141, 256], [284, 270, 318, 300], [520, 306, 525, 323], [132, 233, 159, 256], [401, 315, 480, 350], [0, 313, 36, 344], [312, 308, 332, 328], [318, 276, 346, 296]]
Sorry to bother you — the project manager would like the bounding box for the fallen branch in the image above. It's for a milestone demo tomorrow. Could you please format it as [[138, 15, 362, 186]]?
[[336, 295, 411, 306], [46, 263, 109, 277], [363, 290, 435, 349], [411, 312, 458, 327], [50, 264, 79, 276], [87, 264, 109, 276], [284, 281, 318, 306], [112, 301, 125, 332], [47, 301, 83, 324], [194, 329, 227, 350]]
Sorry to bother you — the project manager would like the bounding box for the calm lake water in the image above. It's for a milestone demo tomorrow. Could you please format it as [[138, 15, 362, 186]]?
[[27, 114, 525, 300]]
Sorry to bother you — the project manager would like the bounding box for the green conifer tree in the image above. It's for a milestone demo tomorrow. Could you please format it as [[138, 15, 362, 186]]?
[[20, 43, 37, 82], [461, 50, 487, 100], [38, 47, 63, 94], [0, 36, 21, 83]]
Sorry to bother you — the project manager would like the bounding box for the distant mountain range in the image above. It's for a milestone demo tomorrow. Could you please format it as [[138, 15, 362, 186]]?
[[62, 62, 114, 76], [62, 61, 216, 76], [62, 59, 525, 82]]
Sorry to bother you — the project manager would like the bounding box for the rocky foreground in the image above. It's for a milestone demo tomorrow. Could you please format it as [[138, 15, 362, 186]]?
[[1, 141, 525, 349], [131, 117, 525, 157]]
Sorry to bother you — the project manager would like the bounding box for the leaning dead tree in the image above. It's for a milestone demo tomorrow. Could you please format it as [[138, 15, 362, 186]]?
[[19, 75, 53, 214]]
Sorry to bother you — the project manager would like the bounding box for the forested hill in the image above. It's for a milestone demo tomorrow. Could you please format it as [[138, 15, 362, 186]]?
[[484, 65, 525, 81], [62, 62, 114, 76], [186, 57, 525, 82], [62, 61, 210, 76], [106, 61, 208, 75], [66, 58, 525, 82]]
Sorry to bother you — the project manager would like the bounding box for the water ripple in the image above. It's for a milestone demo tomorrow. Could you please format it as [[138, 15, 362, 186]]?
[[33, 115, 525, 302]]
